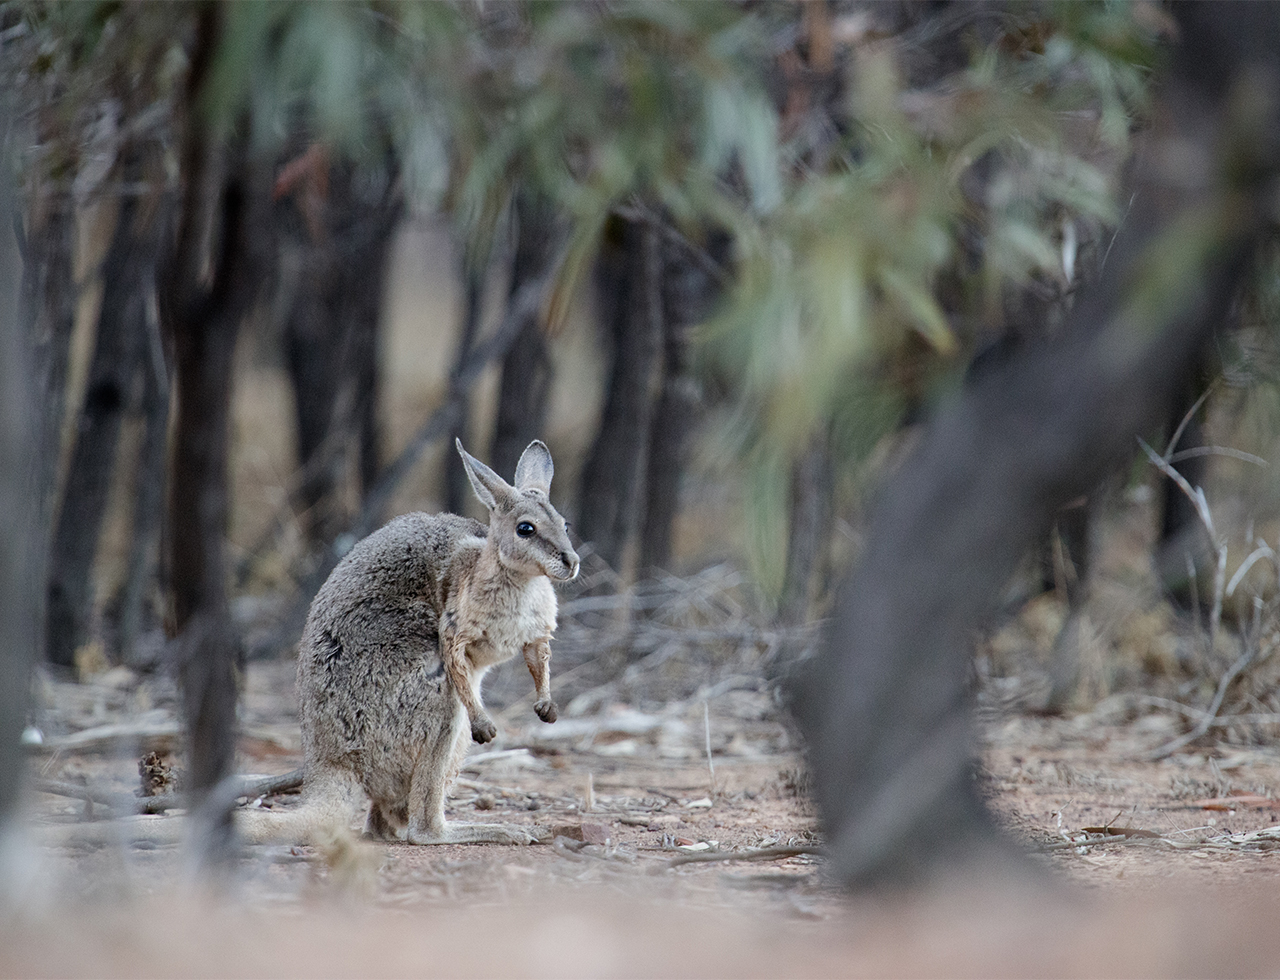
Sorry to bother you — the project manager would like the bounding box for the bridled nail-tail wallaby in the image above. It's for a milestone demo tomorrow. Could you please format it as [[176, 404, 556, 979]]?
[[263, 437, 580, 845], [43, 439, 578, 850]]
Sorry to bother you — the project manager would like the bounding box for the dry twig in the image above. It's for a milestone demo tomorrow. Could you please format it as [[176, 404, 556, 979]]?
[[666, 844, 822, 868]]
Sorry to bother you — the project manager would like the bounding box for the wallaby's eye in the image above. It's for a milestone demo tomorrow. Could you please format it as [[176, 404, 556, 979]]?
[[564, 521, 571, 532], [516, 521, 536, 537]]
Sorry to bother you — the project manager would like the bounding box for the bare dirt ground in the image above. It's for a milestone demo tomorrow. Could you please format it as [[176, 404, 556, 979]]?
[[7, 630, 1280, 977], [9, 462, 1280, 975]]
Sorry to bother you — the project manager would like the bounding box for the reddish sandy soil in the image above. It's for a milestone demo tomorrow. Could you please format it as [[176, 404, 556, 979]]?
[[6, 650, 1280, 977]]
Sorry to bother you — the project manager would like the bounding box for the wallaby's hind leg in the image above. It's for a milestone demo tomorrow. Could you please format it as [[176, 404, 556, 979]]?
[[523, 638, 558, 723], [405, 704, 541, 845]]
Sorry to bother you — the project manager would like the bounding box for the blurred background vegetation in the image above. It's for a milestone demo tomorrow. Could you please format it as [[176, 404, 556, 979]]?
[[5, 0, 1280, 720]]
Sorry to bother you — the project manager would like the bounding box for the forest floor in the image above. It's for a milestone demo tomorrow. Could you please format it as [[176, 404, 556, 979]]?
[[7, 632, 1280, 977]]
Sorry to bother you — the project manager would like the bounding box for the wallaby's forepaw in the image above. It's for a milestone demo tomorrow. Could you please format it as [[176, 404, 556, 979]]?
[[471, 715, 498, 743], [534, 699, 558, 724]]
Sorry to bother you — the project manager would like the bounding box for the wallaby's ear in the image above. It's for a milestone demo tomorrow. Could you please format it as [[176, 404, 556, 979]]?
[[514, 440, 554, 494], [456, 438, 510, 511]]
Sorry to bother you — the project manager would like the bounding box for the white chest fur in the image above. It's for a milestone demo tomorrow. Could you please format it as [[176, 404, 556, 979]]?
[[458, 576, 557, 671]]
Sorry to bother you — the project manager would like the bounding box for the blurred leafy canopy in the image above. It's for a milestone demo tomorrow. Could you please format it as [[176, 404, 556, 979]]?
[[7, 0, 1178, 591]]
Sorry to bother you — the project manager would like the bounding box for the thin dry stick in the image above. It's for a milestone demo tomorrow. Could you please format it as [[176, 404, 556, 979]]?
[[1226, 537, 1279, 598], [703, 700, 715, 796], [667, 845, 823, 868], [1135, 693, 1280, 727], [1138, 437, 1226, 654], [1163, 381, 1219, 460], [1145, 600, 1264, 761], [1037, 833, 1144, 852], [1168, 445, 1268, 467]]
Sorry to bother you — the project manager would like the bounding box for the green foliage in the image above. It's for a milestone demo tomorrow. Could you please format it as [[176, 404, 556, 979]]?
[[448, 1, 780, 325], [701, 3, 1162, 586], [7, 0, 1174, 593]]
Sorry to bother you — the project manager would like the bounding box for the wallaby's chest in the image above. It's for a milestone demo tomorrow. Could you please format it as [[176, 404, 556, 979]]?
[[453, 576, 557, 668]]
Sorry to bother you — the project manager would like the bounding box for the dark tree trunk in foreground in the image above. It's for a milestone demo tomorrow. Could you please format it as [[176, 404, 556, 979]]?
[[45, 150, 159, 668], [791, 2, 1280, 888], [490, 192, 557, 482], [577, 217, 664, 575]]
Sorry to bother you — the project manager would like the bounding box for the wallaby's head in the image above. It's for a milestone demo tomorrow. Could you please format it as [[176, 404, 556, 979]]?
[[456, 438, 580, 582]]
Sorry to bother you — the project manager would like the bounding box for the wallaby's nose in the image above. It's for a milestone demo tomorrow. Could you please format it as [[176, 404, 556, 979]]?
[[563, 553, 580, 580]]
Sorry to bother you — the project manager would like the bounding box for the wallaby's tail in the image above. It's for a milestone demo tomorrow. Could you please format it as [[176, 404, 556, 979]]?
[[235, 798, 347, 844]]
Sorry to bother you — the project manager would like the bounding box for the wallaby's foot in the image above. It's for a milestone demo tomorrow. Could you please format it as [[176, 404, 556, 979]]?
[[534, 699, 558, 723], [470, 714, 498, 743], [407, 822, 548, 845]]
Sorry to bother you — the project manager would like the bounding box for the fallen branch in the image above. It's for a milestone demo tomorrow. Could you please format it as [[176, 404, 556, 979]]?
[[32, 720, 182, 755], [1037, 833, 1142, 852], [239, 768, 304, 800], [32, 779, 123, 812], [1133, 695, 1280, 729], [666, 844, 823, 867]]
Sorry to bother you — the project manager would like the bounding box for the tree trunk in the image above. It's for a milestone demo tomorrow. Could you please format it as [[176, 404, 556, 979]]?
[[490, 192, 557, 481], [117, 299, 170, 666], [45, 150, 158, 669], [577, 217, 664, 576], [0, 95, 39, 829], [157, 1, 271, 860], [790, 2, 1280, 888], [1154, 373, 1214, 607], [639, 235, 712, 575], [777, 432, 835, 625], [19, 202, 77, 572], [283, 156, 399, 544], [445, 267, 485, 515]]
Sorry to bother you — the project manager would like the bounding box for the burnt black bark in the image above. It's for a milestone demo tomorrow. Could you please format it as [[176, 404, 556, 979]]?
[[778, 432, 836, 625], [577, 217, 664, 576], [282, 155, 399, 544], [445, 267, 485, 516], [490, 193, 557, 482], [117, 307, 170, 667], [45, 149, 161, 669], [639, 237, 715, 575], [790, 1, 1280, 888]]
